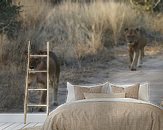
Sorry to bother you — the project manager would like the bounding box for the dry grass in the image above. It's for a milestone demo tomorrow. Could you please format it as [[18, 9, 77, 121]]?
[[17, 1, 152, 61], [0, 0, 163, 111], [151, 13, 163, 33], [5, 0, 163, 64]]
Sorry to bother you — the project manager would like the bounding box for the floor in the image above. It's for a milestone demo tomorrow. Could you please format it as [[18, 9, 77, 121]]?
[[0, 113, 46, 130], [0, 122, 43, 130]]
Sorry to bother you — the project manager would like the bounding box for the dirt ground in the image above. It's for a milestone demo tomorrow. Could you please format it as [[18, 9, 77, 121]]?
[[58, 44, 163, 106], [1, 44, 162, 112]]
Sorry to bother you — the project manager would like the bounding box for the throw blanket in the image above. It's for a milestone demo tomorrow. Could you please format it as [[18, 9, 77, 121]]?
[[42, 98, 163, 130]]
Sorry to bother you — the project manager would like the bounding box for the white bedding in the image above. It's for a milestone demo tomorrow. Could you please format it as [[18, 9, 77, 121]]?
[[50, 98, 162, 115]]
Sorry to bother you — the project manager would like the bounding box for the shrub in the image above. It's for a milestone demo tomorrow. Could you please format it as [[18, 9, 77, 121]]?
[[0, 0, 21, 39]]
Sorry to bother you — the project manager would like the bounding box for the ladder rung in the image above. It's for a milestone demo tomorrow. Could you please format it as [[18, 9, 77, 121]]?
[[27, 104, 47, 107], [28, 89, 47, 91], [30, 55, 47, 57], [29, 70, 47, 73]]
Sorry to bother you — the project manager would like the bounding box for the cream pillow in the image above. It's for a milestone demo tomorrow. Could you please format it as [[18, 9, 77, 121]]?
[[84, 93, 125, 99], [111, 83, 140, 99], [109, 82, 149, 101], [74, 86, 102, 100], [66, 82, 110, 103]]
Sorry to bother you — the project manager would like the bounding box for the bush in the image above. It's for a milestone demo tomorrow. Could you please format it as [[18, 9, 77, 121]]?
[[0, 0, 21, 39], [130, 0, 162, 13]]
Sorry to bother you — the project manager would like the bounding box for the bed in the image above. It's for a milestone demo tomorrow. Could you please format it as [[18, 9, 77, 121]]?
[[42, 82, 163, 130]]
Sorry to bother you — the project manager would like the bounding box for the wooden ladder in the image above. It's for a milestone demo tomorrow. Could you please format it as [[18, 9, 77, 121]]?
[[24, 41, 50, 124]]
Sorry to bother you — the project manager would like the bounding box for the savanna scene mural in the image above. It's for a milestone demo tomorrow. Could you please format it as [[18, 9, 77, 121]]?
[[0, 0, 163, 130]]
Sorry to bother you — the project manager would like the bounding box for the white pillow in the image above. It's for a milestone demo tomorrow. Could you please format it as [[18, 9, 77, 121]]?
[[109, 82, 149, 102], [66, 82, 110, 103], [139, 82, 149, 102]]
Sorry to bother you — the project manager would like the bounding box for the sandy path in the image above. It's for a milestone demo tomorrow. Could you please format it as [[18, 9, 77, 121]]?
[[103, 45, 163, 105], [108, 53, 163, 105]]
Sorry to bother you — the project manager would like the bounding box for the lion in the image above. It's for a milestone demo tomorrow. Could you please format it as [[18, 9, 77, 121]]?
[[27, 51, 60, 111], [125, 28, 147, 71]]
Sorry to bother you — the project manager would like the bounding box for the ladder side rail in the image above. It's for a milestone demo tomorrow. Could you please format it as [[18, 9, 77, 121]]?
[[24, 41, 31, 124], [46, 42, 50, 115]]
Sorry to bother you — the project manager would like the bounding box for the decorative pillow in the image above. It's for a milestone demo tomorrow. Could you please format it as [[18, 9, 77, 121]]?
[[109, 82, 149, 101], [84, 92, 125, 99], [66, 82, 110, 102], [111, 83, 140, 99], [74, 86, 102, 100]]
